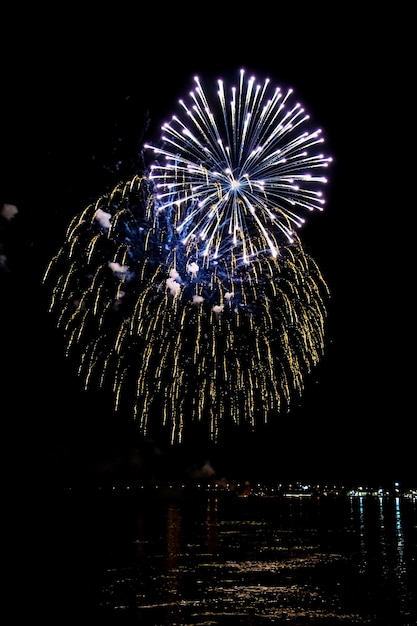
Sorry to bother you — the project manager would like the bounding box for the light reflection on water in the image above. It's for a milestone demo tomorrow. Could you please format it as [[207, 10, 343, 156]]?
[[67, 491, 416, 625]]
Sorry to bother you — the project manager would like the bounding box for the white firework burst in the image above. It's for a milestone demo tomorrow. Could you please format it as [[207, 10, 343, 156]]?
[[145, 68, 332, 265]]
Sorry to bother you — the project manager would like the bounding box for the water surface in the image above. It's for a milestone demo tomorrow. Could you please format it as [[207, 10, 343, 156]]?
[[20, 487, 417, 625]]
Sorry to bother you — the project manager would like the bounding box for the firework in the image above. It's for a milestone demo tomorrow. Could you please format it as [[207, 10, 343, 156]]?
[[145, 69, 332, 266], [44, 70, 332, 445]]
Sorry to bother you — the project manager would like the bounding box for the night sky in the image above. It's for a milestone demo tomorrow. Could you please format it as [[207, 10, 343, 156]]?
[[1, 7, 414, 490]]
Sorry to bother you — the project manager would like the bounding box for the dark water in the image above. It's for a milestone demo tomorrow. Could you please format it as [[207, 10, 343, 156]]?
[[16, 487, 417, 625]]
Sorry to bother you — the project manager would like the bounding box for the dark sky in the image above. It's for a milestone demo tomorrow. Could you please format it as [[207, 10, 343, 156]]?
[[1, 8, 414, 489]]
